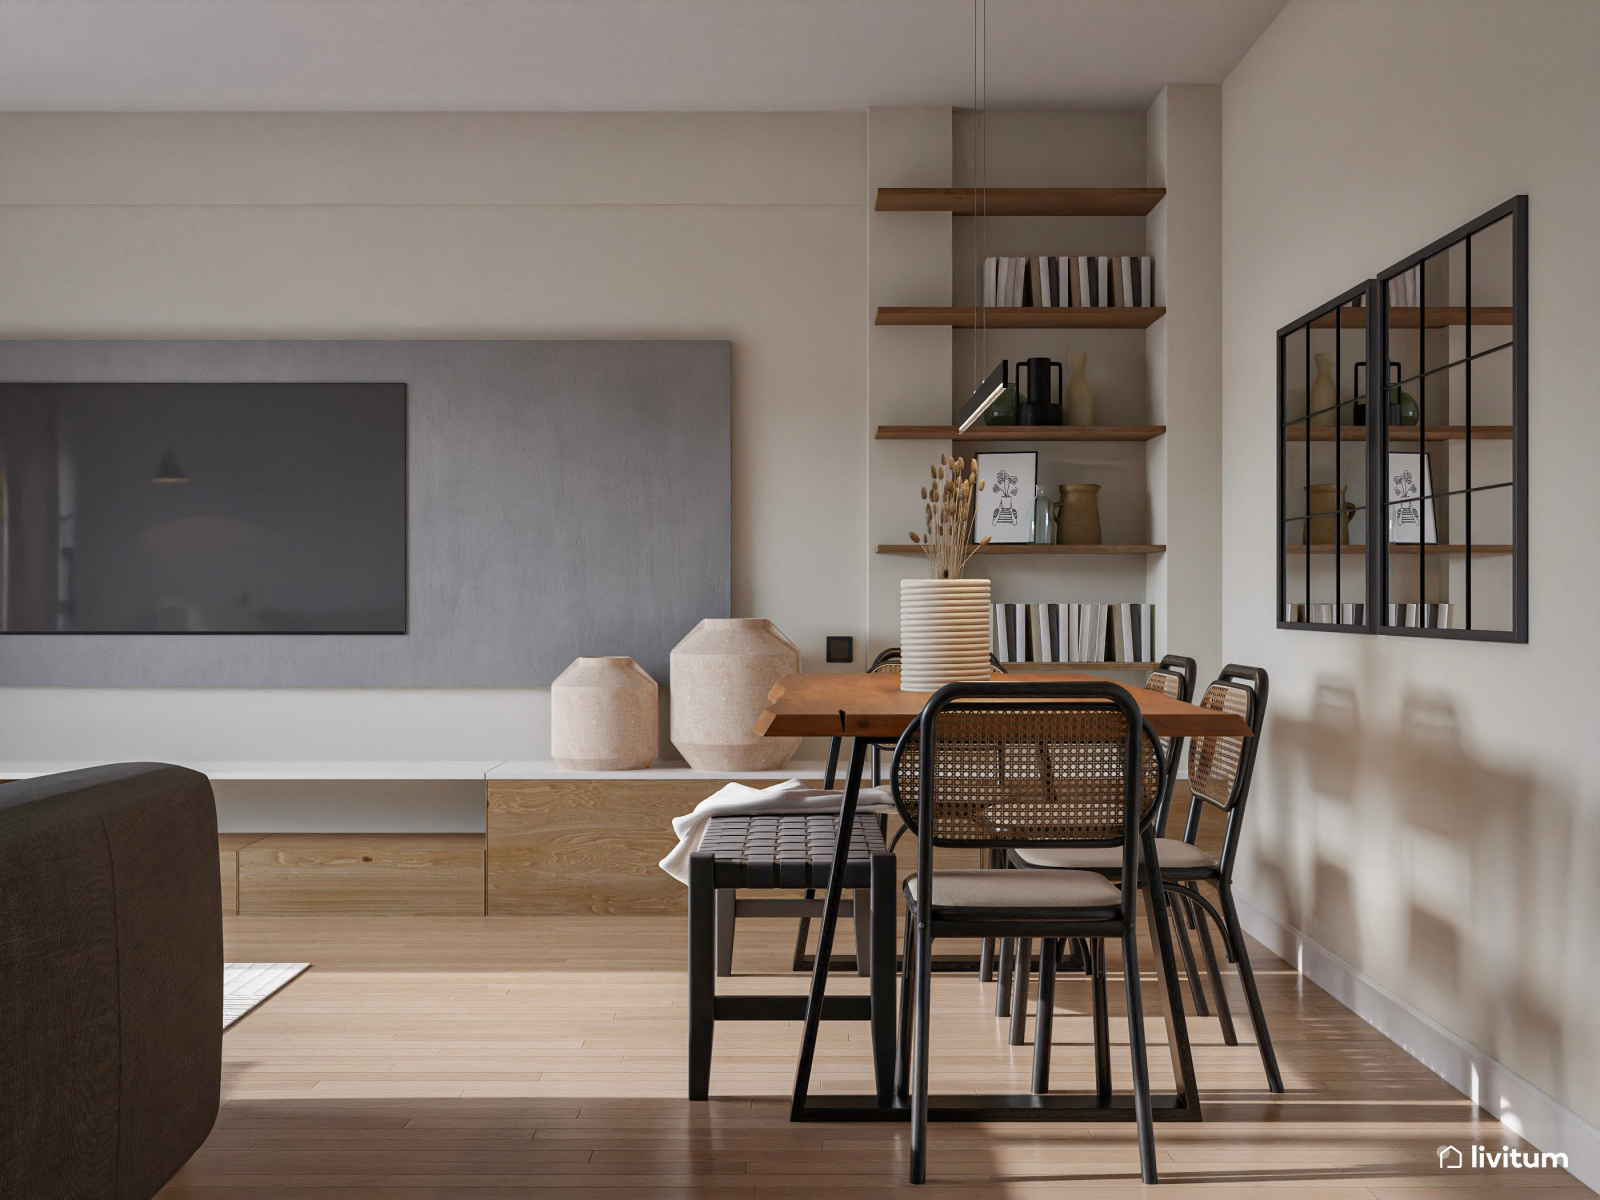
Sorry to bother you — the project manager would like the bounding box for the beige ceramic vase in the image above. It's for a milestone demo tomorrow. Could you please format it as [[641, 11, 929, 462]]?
[[1057, 484, 1103, 545], [899, 578, 992, 692], [550, 656, 659, 771], [669, 619, 801, 771]]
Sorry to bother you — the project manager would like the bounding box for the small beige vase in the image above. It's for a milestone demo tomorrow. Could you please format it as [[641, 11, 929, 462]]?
[[1307, 352, 1338, 426], [670, 619, 802, 771], [551, 656, 659, 771], [1064, 352, 1095, 426]]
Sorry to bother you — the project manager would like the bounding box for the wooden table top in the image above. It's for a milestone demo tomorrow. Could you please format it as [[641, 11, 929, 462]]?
[[754, 671, 1253, 740]]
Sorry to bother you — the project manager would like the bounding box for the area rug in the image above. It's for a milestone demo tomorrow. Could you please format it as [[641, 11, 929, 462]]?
[[223, 962, 310, 1029]]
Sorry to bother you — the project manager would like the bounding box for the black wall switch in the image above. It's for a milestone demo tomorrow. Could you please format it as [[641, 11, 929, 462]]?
[[825, 636, 854, 664]]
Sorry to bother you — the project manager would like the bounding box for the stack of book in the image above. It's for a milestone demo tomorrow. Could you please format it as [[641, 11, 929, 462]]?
[[1284, 603, 1366, 625], [994, 602, 1157, 664], [1386, 602, 1452, 629], [982, 255, 1154, 308]]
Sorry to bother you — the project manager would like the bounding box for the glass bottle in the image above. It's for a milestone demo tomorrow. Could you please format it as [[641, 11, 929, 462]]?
[[1033, 484, 1056, 545]]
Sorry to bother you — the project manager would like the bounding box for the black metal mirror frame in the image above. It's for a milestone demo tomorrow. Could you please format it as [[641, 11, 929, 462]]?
[[1275, 279, 1382, 635], [1275, 196, 1527, 643], [1374, 195, 1528, 643]]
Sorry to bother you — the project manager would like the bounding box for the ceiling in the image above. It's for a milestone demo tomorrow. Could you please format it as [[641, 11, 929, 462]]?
[[0, 0, 1286, 113]]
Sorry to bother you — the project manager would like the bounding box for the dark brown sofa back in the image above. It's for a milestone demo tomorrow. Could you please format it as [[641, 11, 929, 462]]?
[[0, 763, 222, 1200]]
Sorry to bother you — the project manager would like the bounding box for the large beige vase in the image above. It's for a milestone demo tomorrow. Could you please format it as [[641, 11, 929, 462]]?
[[670, 618, 801, 771], [550, 656, 659, 771]]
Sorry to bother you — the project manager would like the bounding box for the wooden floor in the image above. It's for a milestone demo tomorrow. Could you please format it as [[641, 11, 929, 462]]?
[[159, 911, 1593, 1198]]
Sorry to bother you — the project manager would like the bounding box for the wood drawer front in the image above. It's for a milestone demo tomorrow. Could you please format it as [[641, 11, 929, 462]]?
[[239, 834, 485, 916], [487, 779, 820, 916]]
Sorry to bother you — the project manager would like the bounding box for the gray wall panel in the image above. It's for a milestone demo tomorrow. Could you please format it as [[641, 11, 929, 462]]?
[[0, 340, 730, 685]]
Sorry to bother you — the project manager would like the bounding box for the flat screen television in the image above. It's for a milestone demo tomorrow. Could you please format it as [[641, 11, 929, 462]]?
[[0, 382, 407, 633]]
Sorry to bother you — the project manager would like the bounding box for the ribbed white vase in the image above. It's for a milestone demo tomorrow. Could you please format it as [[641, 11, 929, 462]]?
[[899, 578, 993, 692]]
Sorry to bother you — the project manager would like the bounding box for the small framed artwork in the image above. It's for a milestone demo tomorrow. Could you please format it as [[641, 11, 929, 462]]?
[[1386, 451, 1438, 544], [973, 451, 1037, 544]]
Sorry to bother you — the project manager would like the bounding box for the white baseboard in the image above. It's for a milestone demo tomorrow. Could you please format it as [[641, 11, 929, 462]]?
[[1234, 892, 1600, 1195]]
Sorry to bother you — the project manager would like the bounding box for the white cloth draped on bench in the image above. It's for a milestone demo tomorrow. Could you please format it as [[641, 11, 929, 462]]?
[[659, 779, 896, 884]]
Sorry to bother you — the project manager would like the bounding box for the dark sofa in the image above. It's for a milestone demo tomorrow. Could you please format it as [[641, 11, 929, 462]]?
[[0, 763, 222, 1200]]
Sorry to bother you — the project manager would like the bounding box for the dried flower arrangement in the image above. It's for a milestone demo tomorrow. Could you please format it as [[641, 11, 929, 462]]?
[[909, 453, 991, 579]]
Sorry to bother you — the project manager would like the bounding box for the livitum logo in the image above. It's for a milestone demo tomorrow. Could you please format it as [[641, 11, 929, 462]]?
[[1437, 1144, 1569, 1170]]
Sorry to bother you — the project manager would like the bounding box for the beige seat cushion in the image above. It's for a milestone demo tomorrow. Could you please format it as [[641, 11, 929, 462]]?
[[905, 869, 1121, 910], [1013, 838, 1218, 872]]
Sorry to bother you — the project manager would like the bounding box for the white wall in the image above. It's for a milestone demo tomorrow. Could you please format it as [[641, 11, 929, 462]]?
[[0, 112, 869, 763], [1223, 0, 1600, 1140]]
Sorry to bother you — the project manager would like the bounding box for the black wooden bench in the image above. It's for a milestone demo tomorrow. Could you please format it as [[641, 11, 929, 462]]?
[[687, 812, 897, 1102]]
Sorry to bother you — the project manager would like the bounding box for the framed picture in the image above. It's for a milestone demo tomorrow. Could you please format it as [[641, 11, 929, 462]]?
[[972, 451, 1037, 544], [1386, 451, 1438, 544]]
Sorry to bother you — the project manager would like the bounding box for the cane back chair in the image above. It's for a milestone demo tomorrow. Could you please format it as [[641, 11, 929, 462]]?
[[890, 681, 1177, 1185], [1010, 665, 1282, 1092]]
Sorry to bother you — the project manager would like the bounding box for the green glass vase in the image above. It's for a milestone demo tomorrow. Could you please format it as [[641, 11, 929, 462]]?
[[983, 386, 1019, 426]]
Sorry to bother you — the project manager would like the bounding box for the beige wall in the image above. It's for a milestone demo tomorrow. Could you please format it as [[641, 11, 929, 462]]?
[[0, 112, 868, 761], [1222, 0, 1600, 1127]]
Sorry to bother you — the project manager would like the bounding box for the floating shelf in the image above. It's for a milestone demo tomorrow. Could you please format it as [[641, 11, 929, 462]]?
[[1002, 661, 1158, 671], [877, 425, 1165, 443], [874, 187, 1166, 217], [1285, 544, 1512, 555], [876, 543, 1165, 556], [876, 306, 1164, 329], [1284, 425, 1513, 441], [1308, 306, 1513, 329]]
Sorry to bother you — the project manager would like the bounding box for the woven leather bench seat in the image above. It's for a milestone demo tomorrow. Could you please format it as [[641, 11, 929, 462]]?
[[699, 813, 888, 890]]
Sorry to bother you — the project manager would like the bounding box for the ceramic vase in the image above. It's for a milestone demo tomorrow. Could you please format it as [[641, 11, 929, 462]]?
[[899, 578, 992, 693], [551, 656, 659, 771], [1308, 352, 1338, 426], [1064, 352, 1095, 426], [1305, 483, 1355, 546], [670, 618, 801, 770], [1057, 484, 1103, 545]]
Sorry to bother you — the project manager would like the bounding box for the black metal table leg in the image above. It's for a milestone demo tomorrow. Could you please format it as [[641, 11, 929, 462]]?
[[687, 851, 716, 1100], [869, 849, 897, 1103], [790, 736, 869, 1118]]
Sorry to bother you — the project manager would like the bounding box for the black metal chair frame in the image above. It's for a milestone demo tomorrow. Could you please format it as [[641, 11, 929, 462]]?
[[1009, 664, 1283, 1093], [889, 681, 1199, 1186]]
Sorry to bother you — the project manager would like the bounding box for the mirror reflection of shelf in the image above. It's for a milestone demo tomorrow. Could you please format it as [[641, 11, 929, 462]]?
[[1284, 425, 1512, 442], [1307, 306, 1513, 329], [1284, 544, 1512, 555], [876, 543, 1164, 556]]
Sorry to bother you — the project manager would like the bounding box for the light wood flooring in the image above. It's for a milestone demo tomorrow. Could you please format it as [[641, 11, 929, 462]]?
[[159, 911, 1593, 1198]]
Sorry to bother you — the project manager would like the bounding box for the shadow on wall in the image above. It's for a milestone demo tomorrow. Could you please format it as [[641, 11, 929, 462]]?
[[1244, 640, 1593, 1110]]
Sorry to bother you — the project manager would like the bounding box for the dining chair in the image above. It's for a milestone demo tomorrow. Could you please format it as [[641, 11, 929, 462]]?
[[890, 680, 1172, 1184], [993, 654, 1194, 1029], [1007, 665, 1283, 1092]]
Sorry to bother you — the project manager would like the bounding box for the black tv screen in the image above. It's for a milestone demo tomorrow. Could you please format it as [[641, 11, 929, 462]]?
[[0, 382, 407, 633]]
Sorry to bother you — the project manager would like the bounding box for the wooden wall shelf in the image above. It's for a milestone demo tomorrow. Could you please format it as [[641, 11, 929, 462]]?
[[1308, 306, 1513, 329], [1285, 544, 1512, 555], [874, 187, 1166, 217], [1285, 425, 1513, 441], [877, 425, 1165, 442], [876, 543, 1164, 556], [876, 306, 1164, 329]]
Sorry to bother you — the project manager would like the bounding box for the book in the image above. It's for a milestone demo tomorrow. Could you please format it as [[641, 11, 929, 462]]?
[[998, 257, 1013, 308], [1096, 257, 1111, 307], [994, 603, 1031, 662], [1046, 256, 1060, 307], [1026, 257, 1042, 307], [1058, 257, 1074, 306], [1139, 256, 1152, 307], [1016, 256, 1029, 306], [1075, 257, 1091, 307], [1114, 258, 1129, 307], [982, 256, 997, 308], [1035, 603, 1067, 662]]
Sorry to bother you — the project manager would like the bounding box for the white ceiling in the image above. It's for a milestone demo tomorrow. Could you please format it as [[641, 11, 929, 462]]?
[[0, 0, 1286, 113]]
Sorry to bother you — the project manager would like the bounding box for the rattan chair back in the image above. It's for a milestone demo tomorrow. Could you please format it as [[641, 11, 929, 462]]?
[[1186, 681, 1254, 810], [890, 689, 1163, 849]]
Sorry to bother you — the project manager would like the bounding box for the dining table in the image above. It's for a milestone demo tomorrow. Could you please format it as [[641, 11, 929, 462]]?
[[753, 669, 1253, 1123]]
